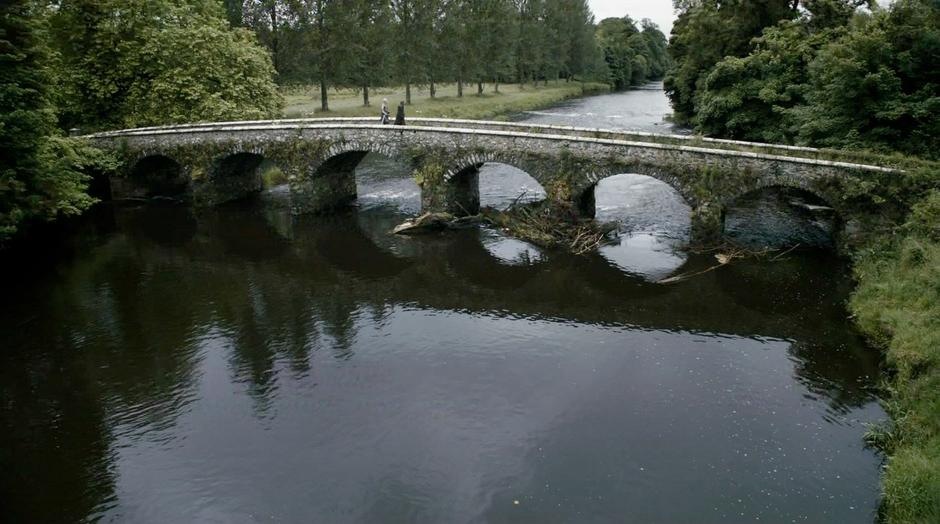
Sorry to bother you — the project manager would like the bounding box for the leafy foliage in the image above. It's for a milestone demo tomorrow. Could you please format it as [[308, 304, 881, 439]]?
[[669, 0, 939, 158], [794, 0, 940, 157], [596, 16, 670, 90], [51, 0, 282, 130], [0, 1, 108, 243], [665, 0, 799, 124]]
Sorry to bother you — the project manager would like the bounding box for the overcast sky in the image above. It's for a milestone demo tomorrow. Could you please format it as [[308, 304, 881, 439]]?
[[588, 1, 677, 35]]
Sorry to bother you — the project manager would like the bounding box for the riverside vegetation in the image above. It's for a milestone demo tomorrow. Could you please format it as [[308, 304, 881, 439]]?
[[667, 1, 939, 520]]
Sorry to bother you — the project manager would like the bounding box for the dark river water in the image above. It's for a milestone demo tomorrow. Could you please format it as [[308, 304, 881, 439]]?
[[0, 85, 885, 523]]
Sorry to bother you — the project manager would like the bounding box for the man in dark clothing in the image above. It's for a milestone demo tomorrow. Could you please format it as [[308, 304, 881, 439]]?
[[394, 101, 405, 125]]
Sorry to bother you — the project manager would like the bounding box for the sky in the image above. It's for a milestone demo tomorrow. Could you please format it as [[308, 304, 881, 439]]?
[[588, 0, 677, 35]]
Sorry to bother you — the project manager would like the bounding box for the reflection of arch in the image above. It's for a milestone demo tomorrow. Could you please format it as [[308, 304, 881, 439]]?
[[307, 213, 412, 279], [122, 154, 188, 199], [119, 202, 197, 246], [443, 230, 544, 290]]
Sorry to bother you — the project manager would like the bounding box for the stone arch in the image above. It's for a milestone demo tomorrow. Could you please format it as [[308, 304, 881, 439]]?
[[720, 178, 841, 214], [192, 152, 269, 206], [113, 154, 189, 200], [292, 142, 409, 215], [313, 141, 402, 177], [723, 184, 841, 249], [440, 152, 552, 216], [578, 167, 697, 215], [590, 173, 693, 235], [443, 151, 547, 187]]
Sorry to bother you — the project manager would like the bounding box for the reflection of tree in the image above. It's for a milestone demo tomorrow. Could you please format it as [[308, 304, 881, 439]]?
[[0, 199, 885, 520], [0, 325, 115, 522]]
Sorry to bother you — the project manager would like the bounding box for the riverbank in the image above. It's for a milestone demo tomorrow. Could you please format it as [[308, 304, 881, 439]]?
[[282, 82, 610, 120], [851, 190, 940, 523]]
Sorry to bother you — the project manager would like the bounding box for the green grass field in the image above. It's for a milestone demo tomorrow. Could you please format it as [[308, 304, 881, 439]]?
[[282, 81, 610, 120]]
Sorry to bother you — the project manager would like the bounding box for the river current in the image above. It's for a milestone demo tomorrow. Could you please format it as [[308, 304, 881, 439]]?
[[0, 85, 884, 523]]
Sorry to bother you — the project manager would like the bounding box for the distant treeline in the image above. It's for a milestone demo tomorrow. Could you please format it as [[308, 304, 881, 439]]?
[[666, 0, 939, 158], [223, 0, 670, 109]]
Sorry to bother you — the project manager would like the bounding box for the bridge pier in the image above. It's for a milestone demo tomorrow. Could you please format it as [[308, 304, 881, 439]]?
[[289, 153, 363, 214], [420, 165, 480, 216], [193, 153, 265, 207], [690, 202, 726, 245]]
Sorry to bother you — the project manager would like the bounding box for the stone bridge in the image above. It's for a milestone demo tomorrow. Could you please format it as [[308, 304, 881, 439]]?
[[88, 118, 901, 243]]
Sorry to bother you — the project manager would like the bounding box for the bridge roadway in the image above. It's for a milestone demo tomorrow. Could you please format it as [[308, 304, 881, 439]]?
[[88, 118, 901, 244]]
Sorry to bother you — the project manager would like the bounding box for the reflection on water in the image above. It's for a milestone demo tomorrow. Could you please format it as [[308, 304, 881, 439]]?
[[0, 87, 884, 523], [595, 174, 691, 280], [0, 198, 884, 523]]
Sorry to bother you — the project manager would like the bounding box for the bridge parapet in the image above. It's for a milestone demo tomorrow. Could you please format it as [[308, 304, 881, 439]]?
[[89, 120, 903, 245]]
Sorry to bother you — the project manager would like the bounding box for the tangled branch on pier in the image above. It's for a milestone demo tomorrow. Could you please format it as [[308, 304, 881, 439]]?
[[481, 200, 618, 255], [392, 195, 618, 255]]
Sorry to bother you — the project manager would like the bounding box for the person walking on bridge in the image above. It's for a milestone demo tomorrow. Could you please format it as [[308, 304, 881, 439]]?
[[394, 101, 405, 125], [380, 98, 390, 124]]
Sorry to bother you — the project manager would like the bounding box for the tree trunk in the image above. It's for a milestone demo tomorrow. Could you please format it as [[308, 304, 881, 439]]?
[[363, 85, 369, 107], [477, 81, 483, 96], [406, 82, 412, 105], [269, 6, 279, 74], [430, 79, 436, 99], [495, 80, 500, 93], [457, 73, 463, 97], [320, 76, 329, 111]]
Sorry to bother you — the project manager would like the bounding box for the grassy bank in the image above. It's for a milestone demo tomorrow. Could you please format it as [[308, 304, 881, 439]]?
[[283, 82, 610, 120], [851, 190, 940, 523]]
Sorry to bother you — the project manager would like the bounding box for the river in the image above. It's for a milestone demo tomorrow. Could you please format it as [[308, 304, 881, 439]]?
[[0, 85, 885, 523]]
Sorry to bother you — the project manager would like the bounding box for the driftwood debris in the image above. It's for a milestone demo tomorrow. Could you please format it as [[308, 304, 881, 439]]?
[[391, 198, 618, 255], [656, 243, 803, 284], [481, 201, 618, 255], [392, 212, 483, 235]]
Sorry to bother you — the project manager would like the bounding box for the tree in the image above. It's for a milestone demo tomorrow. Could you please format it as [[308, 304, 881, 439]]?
[[0, 1, 102, 242], [223, 0, 244, 26], [345, 0, 393, 106], [694, 19, 845, 141], [683, 0, 938, 156], [665, 0, 799, 123], [51, 0, 282, 129], [596, 16, 669, 90], [794, 0, 940, 156], [391, 0, 435, 104]]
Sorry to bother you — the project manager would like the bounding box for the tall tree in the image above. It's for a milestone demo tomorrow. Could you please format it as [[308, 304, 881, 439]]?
[[51, 0, 282, 129], [345, 0, 393, 107], [391, 0, 435, 104], [1, 1, 99, 242], [223, 0, 244, 26], [665, 0, 799, 123]]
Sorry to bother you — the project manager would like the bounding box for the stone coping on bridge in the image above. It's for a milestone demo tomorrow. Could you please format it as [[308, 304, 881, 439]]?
[[88, 117, 820, 153], [89, 121, 900, 174]]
